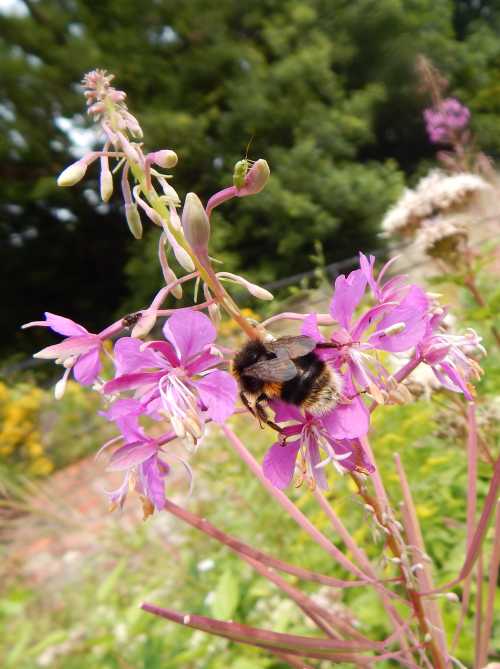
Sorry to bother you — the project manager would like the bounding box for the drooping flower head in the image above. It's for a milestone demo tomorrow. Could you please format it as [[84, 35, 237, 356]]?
[[101, 401, 178, 515], [417, 309, 485, 401]]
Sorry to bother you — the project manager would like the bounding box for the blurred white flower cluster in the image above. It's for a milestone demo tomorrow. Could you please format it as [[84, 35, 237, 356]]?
[[381, 169, 492, 261]]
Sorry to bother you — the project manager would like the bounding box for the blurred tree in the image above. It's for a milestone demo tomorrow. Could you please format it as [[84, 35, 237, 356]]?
[[1, 0, 500, 356]]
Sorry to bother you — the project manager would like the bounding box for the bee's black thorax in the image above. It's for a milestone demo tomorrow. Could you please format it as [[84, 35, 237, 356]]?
[[281, 352, 326, 406]]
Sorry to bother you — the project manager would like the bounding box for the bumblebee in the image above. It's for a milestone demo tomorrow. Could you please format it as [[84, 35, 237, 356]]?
[[231, 335, 343, 432]]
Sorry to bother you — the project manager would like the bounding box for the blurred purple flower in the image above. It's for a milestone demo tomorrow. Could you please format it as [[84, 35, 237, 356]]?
[[423, 98, 470, 144]]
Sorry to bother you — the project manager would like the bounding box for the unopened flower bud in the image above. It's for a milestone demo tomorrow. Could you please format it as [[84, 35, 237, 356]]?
[[182, 192, 211, 251], [171, 239, 195, 272], [57, 159, 88, 187], [125, 203, 143, 239], [150, 150, 178, 169], [216, 272, 273, 301], [100, 163, 113, 202], [245, 282, 274, 301], [236, 159, 270, 196]]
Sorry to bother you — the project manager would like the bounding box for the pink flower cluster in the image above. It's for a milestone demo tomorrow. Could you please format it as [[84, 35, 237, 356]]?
[[423, 97, 470, 144], [24, 255, 483, 510], [262, 253, 483, 490]]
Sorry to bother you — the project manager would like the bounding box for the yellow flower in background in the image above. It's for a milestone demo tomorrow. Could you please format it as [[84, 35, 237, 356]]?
[[0, 381, 54, 476]]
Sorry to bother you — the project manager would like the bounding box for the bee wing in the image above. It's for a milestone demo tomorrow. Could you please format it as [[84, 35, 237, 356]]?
[[243, 358, 298, 382], [265, 335, 317, 359]]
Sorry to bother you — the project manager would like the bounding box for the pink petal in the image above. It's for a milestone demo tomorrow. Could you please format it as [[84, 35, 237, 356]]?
[[193, 371, 237, 423], [104, 371, 163, 394], [322, 396, 369, 440], [163, 310, 216, 363], [102, 398, 144, 421], [34, 335, 98, 360], [73, 346, 102, 385], [300, 313, 324, 342], [116, 415, 145, 444], [263, 439, 301, 489], [351, 303, 395, 341], [330, 270, 367, 329], [358, 253, 377, 296], [144, 340, 179, 367], [369, 285, 429, 353], [43, 312, 89, 336], [186, 349, 223, 375], [114, 337, 165, 376], [108, 441, 158, 471], [271, 400, 304, 424], [141, 456, 169, 510]]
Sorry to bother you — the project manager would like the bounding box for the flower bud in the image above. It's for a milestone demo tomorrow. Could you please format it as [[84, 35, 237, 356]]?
[[57, 159, 88, 187], [125, 203, 143, 239], [150, 150, 178, 169], [100, 164, 113, 202], [216, 272, 273, 301], [236, 159, 270, 196], [181, 192, 211, 251], [245, 282, 274, 301]]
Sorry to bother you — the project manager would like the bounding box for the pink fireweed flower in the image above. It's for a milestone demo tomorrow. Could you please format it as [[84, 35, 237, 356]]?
[[302, 255, 429, 399], [263, 400, 373, 490], [103, 311, 237, 446], [102, 401, 177, 512], [22, 312, 103, 396], [417, 310, 485, 401], [423, 98, 470, 144]]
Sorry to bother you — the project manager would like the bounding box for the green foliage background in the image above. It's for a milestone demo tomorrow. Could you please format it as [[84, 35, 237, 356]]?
[[2, 0, 500, 356]]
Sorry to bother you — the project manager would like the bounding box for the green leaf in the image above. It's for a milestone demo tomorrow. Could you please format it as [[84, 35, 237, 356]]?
[[210, 569, 240, 621]]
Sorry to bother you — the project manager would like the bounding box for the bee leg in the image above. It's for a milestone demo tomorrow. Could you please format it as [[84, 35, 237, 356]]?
[[255, 395, 285, 436], [240, 392, 257, 417]]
